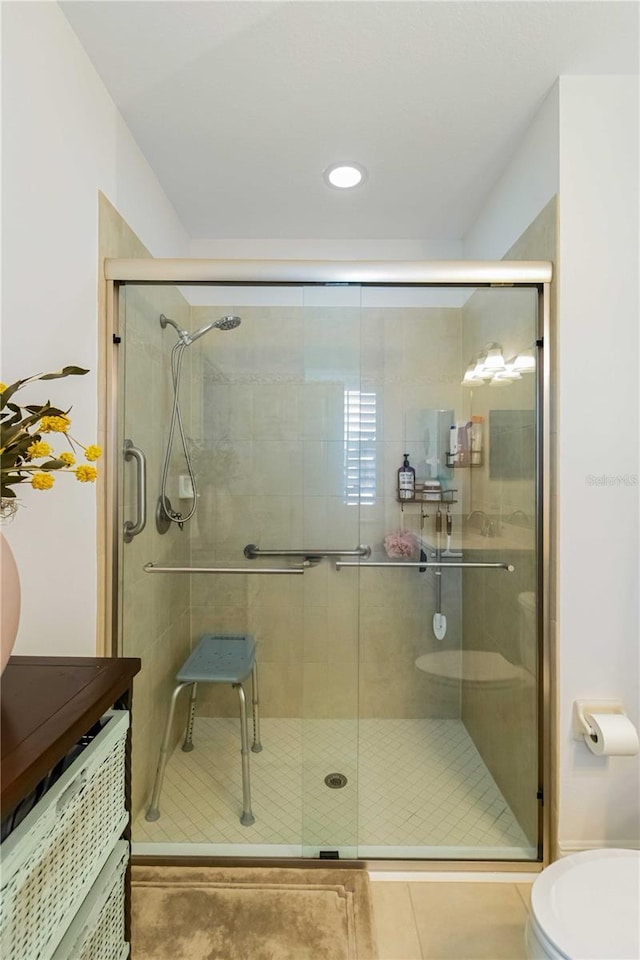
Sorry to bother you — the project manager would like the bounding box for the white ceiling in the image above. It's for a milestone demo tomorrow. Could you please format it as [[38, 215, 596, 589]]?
[[60, 1, 638, 241]]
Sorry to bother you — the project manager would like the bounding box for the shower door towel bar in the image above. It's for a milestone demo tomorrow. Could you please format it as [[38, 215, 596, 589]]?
[[144, 562, 305, 575], [244, 544, 371, 560], [335, 560, 515, 572]]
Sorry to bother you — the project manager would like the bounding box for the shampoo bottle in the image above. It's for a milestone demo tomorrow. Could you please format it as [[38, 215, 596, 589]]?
[[398, 453, 415, 501]]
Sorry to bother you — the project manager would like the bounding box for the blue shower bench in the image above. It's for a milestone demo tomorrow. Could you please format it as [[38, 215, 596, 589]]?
[[146, 633, 262, 827]]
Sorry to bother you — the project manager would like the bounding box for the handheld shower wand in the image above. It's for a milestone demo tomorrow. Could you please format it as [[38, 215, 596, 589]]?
[[158, 312, 242, 528], [187, 315, 241, 343], [159, 313, 241, 345]]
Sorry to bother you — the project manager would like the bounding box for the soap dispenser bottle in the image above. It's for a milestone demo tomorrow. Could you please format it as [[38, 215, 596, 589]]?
[[398, 453, 415, 501]]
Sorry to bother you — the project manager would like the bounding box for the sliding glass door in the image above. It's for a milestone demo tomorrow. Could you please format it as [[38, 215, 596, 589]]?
[[116, 277, 542, 862]]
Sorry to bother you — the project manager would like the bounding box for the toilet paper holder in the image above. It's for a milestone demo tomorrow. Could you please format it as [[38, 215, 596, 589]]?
[[572, 700, 629, 741]]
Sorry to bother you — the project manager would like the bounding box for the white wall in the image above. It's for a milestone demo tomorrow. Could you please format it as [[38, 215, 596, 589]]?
[[1, 2, 188, 656], [462, 76, 640, 853], [463, 83, 559, 259], [556, 75, 639, 852]]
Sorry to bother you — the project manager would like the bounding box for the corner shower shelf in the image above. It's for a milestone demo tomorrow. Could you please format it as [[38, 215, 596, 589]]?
[[396, 489, 457, 507]]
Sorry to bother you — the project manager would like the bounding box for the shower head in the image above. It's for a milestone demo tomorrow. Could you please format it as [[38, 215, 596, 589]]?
[[161, 313, 241, 346], [213, 315, 242, 332], [187, 315, 242, 342]]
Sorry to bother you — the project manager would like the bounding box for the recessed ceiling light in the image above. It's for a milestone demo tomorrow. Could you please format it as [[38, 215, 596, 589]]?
[[323, 162, 366, 189]]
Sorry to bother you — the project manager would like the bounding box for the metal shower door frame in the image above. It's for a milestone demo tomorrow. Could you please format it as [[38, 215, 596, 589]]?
[[102, 258, 553, 870]]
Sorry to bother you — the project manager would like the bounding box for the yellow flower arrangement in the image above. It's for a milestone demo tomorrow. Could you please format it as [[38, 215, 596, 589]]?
[[75, 465, 98, 483], [39, 415, 72, 433], [1, 367, 102, 510], [31, 472, 55, 490], [26, 440, 53, 459]]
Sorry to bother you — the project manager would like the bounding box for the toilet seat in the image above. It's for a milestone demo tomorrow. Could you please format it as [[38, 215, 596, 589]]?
[[530, 849, 640, 959], [414, 650, 528, 686]]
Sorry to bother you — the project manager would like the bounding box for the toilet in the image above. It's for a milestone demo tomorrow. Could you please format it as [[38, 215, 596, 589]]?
[[525, 848, 640, 959]]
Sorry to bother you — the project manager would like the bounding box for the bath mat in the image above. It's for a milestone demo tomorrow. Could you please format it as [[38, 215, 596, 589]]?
[[131, 864, 378, 960]]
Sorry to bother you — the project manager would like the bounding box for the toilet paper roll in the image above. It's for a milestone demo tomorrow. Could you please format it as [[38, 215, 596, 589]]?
[[584, 712, 639, 756]]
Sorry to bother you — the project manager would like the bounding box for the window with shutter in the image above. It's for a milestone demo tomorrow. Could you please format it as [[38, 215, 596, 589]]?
[[344, 388, 377, 505]]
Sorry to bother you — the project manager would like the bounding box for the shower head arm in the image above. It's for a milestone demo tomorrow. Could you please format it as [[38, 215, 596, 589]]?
[[159, 314, 190, 345]]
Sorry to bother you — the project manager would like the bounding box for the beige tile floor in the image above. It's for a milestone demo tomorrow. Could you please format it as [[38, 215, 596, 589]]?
[[371, 880, 533, 960]]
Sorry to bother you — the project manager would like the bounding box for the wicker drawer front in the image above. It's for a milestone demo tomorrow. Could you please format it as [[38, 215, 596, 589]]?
[[1, 711, 129, 960], [52, 841, 129, 960]]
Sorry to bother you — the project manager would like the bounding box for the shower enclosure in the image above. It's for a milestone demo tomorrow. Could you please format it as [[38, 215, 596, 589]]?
[[106, 260, 551, 865]]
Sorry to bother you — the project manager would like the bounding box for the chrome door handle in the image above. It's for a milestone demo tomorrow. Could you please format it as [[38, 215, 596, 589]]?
[[123, 439, 147, 542]]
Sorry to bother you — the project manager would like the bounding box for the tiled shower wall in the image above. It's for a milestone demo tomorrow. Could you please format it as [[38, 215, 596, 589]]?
[[188, 299, 466, 720]]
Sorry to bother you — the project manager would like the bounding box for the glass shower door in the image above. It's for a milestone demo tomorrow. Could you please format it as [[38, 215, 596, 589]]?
[[118, 281, 366, 857], [118, 282, 195, 828], [117, 276, 542, 863], [354, 283, 540, 860], [457, 284, 540, 859]]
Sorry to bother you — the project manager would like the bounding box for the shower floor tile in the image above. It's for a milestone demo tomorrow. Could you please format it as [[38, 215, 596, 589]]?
[[133, 717, 531, 855]]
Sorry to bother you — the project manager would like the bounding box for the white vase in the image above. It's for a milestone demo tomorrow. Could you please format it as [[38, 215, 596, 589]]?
[[1, 532, 21, 673]]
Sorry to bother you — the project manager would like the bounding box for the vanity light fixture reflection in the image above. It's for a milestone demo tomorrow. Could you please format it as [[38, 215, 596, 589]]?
[[484, 342, 506, 370], [462, 363, 481, 385], [504, 358, 523, 380], [489, 371, 515, 386], [462, 341, 536, 385], [513, 349, 536, 372]]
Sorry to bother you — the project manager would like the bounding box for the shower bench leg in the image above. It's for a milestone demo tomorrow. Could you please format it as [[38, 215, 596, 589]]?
[[146, 681, 191, 821], [251, 660, 262, 753], [234, 682, 255, 826]]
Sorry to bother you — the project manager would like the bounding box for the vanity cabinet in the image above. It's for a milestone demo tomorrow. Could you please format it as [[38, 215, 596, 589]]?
[[0, 656, 140, 960]]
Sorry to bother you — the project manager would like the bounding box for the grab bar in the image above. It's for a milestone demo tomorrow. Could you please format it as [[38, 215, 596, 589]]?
[[335, 560, 514, 572], [144, 562, 305, 575], [244, 544, 371, 560], [123, 439, 147, 543]]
